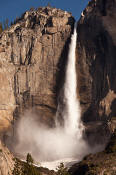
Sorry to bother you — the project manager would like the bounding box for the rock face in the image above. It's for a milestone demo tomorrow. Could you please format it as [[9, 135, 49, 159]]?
[[0, 1, 116, 174], [0, 141, 13, 175], [0, 7, 74, 137], [70, 129, 116, 175], [76, 0, 116, 122], [0, 7, 74, 174]]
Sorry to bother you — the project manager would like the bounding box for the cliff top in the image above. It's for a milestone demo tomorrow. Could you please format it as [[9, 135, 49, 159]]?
[[80, 0, 116, 20], [0, 6, 74, 36]]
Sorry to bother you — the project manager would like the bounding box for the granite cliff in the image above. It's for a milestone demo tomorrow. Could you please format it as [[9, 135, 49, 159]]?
[[71, 0, 116, 174], [0, 7, 74, 134], [0, 0, 116, 174], [0, 7, 74, 174], [76, 0, 116, 123]]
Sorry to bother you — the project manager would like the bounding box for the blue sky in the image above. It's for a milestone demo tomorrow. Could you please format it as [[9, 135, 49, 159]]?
[[0, 0, 89, 25]]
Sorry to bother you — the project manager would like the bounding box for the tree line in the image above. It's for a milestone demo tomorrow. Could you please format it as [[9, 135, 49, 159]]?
[[0, 18, 9, 34], [0, 4, 53, 35], [12, 153, 71, 175]]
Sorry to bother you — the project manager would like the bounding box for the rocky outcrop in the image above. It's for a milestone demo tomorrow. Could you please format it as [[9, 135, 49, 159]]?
[[0, 8, 74, 173], [0, 141, 13, 175], [0, 0, 116, 174], [76, 0, 116, 122], [0, 7, 74, 138], [70, 129, 116, 175]]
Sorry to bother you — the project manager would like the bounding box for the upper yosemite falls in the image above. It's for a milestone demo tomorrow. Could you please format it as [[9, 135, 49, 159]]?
[[13, 25, 88, 170], [0, 0, 116, 174]]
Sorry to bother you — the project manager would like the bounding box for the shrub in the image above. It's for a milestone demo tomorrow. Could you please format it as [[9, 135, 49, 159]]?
[[0, 23, 3, 34], [12, 154, 41, 175], [56, 163, 70, 175]]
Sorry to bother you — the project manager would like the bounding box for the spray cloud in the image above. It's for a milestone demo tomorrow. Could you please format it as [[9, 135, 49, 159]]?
[[12, 25, 98, 169]]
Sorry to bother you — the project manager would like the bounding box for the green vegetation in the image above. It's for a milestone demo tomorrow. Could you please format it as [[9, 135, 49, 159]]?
[[26, 153, 34, 164], [30, 7, 35, 11], [0, 22, 3, 34], [12, 154, 71, 175], [12, 153, 41, 175], [22, 153, 40, 175], [56, 163, 70, 175], [0, 18, 9, 34], [47, 2, 51, 7], [3, 18, 9, 30]]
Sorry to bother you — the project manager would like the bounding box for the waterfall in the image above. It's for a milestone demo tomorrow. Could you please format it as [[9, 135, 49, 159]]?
[[63, 25, 82, 135], [14, 24, 88, 170], [56, 24, 83, 137]]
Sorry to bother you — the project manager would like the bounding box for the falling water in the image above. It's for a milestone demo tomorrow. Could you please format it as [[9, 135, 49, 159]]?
[[55, 24, 83, 139], [62, 25, 82, 136], [13, 24, 88, 170]]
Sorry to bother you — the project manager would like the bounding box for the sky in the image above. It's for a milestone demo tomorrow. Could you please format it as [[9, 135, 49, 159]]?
[[0, 0, 89, 25]]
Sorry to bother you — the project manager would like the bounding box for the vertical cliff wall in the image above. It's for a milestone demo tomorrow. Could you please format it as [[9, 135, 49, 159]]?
[[76, 0, 116, 122], [0, 7, 74, 135], [0, 7, 75, 174], [1, 1, 116, 173], [0, 141, 13, 175]]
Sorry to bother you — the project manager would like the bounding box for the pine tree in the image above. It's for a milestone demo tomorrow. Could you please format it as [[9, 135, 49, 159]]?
[[3, 18, 9, 30], [56, 163, 71, 175], [13, 154, 41, 175], [22, 153, 40, 175], [30, 7, 35, 11], [26, 153, 34, 165], [47, 2, 51, 7], [0, 22, 3, 34]]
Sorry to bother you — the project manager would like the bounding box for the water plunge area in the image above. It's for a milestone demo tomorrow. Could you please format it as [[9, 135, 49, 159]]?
[[10, 25, 103, 170]]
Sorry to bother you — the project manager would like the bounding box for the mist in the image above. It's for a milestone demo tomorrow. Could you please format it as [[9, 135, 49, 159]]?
[[15, 111, 88, 162], [11, 24, 105, 169]]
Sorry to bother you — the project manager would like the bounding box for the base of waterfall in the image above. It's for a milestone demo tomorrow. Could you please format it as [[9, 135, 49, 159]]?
[[21, 157, 80, 171], [40, 158, 79, 170], [8, 24, 89, 172]]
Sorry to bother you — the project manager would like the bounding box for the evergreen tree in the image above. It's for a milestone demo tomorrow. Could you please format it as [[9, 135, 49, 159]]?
[[26, 153, 34, 165], [12, 154, 41, 175], [56, 163, 71, 175], [0, 22, 3, 34], [3, 18, 9, 30], [30, 7, 35, 11], [22, 153, 40, 175], [47, 2, 51, 7]]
